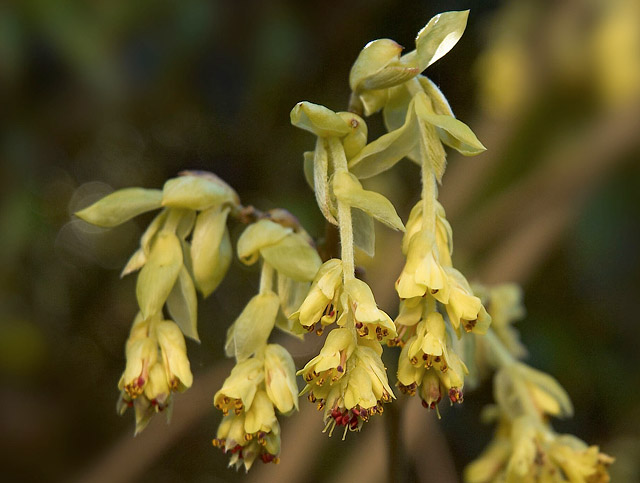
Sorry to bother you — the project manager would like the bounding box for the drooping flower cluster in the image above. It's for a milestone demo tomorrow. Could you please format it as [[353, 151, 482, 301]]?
[[337, 10, 491, 412], [77, 172, 239, 430], [213, 217, 321, 469], [463, 285, 613, 482], [213, 344, 299, 470], [290, 94, 404, 435]]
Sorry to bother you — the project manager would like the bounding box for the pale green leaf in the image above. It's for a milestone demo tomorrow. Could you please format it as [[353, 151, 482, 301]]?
[[333, 171, 405, 231], [313, 138, 338, 225], [349, 38, 403, 91], [415, 93, 485, 155], [290, 101, 351, 138], [303, 151, 315, 190], [260, 233, 322, 282], [121, 248, 146, 278], [75, 188, 162, 227], [348, 100, 419, 179], [418, 75, 454, 116], [162, 175, 234, 211], [167, 266, 199, 342], [136, 230, 183, 319], [401, 10, 469, 71], [362, 65, 420, 90], [237, 219, 292, 266], [191, 207, 231, 297], [352, 208, 375, 257]]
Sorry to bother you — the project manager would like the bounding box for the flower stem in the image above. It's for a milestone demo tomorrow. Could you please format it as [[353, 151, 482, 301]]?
[[484, 329, 516, 369], [420, 150, 437, 236], [328, 137, 355, 283], [259, 261, 275, 294]]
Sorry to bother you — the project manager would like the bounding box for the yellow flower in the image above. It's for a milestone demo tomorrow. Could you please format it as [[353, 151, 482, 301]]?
[[396, 230, 450, 301], [290, 259, 343, 332], [444, 268, 491, 334], [213, 392, 282, 471], [155, 320, 193, 391], [465, 416, 613, 483], [214, 358, 265, 416], [344, 278, 397, 342], [298, 328, 356, 387], [264, 344, 299, 414]]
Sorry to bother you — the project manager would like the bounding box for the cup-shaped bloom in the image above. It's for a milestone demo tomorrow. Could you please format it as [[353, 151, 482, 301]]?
[[406, 312, 453, 373], [397, 342, 426, 396], [290, 259, 343, 331], [143, 363, 171, 411], [354, 346, 394, 404], [264, 344, 298, 414], [396, 230, 450, 302], [345, 278, 397, 342], [444, 268, 491, 334], [155, 320, 193, 391], [419, 370, 444, 410], [214, 358, 265, 416], [298, 328, 356, 387], [394, 296, 423, 328], [118, 337, 158, 398], [213, 392, 282, 471], [402, 201, 453, 266]]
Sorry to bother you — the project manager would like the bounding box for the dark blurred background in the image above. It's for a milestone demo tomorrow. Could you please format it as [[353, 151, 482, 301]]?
[[1, 0, 639, 482]]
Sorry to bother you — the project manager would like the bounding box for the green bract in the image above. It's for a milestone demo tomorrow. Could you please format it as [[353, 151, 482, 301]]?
[[75, 188, 162, 227]]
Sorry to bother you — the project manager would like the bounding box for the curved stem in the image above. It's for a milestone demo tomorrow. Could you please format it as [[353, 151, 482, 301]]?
[[328, 137, 355, 283]]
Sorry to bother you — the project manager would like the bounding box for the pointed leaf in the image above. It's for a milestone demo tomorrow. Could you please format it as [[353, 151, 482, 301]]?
[[191, 206, 231, 296], [290, 101, 351, 138], [167, 266, 199, 342], [162, 175, 234, 211], [352, 208, 375, 257], [418, 75, 454, 116], [136, 230, 183, 319], [75, 188, 162, 227], [333, 171, 404, 231], [121, 248, 146, 278], [414, 91, 485, 156], [401, 10, 469, 71], [260, 234, 322, 282], [313, 138, 338, 225], [348, 100, 419, 179]]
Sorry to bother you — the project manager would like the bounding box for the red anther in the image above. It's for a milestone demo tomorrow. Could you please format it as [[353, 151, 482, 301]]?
[[434, 356, 441, 363], [422, 354, 429, 360], [352, 408, 360, 416], [230, 444, 243, 454], [350, 418, 358, 429], [331, 407, 341, 420], [422, 400, 429, 409], [261, 453, 275, 463], [355, 322, 363, 329], [448, 388, 463, 403], [136, 376, 145, 387], [430, 402, 436, 410], [126, 400, 134, 407], [337, 365, 344, 373], [151, 399, 157, 406]]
